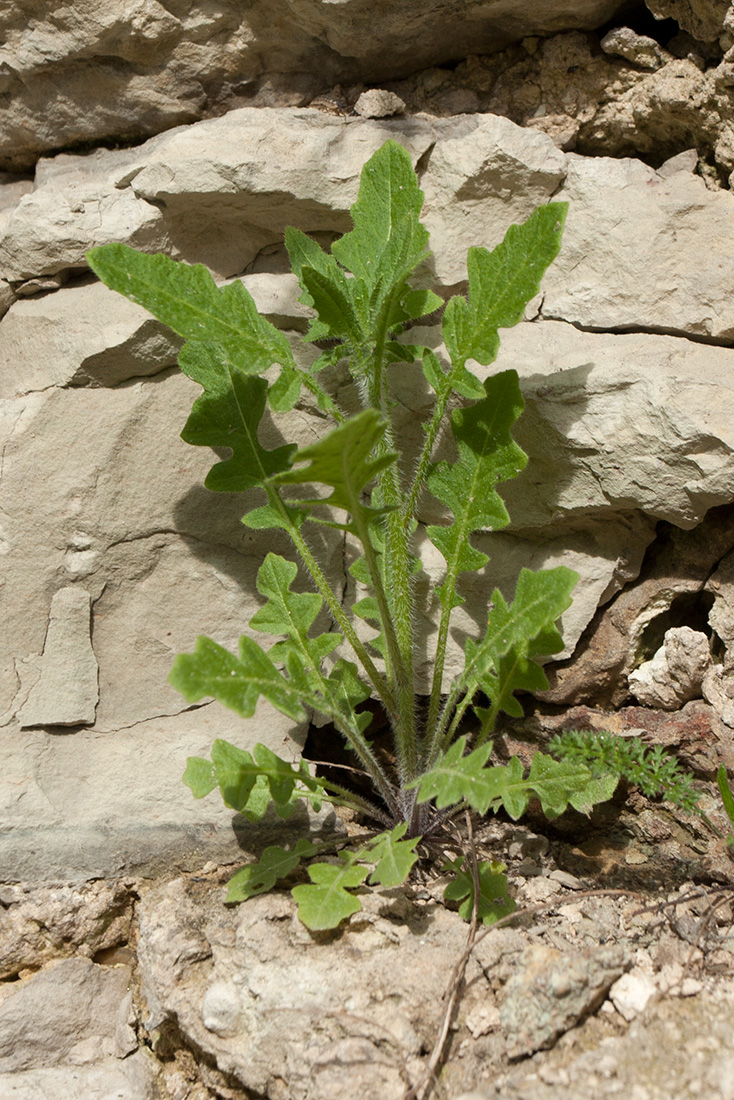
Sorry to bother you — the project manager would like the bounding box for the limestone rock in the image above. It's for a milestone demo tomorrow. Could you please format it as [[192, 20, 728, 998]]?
[[136, 878, 510, 1100], [628, 626, 712, 709], [702, 664, 734, 725], [0, 881, 132, 979], [354, 89, 406, 117], [0, 1, 632, 172], [0, 145, 169, 281], [17, 587, 98, 728], [608, 967, 658, 1020], [0, 707, 338, 881], [420, 114, 567, 289], [0, 1052, 162, 1100], [0, 957, 134, 1071], [538, 505, 734, 708], [500, 942, 629, 1058], [644, 0, 732, 42], [543, 152, 734, 341], [0, 279, 183, 396], [601, 27, 672, 68]]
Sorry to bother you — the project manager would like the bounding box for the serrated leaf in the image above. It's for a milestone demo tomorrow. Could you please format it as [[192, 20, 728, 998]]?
[[182, 756, 217, 799], [250, 553, 335, 651], [442, 203, 567, 367], [325, 659, 373, 733], [366, 823, 421, 888], [443, 857, 515, 924], [411, 736, 495, 811], [202, 738, 323, 819], [331, 140, 430, 293], [226, 838, 318, 902], [291, 856, 370, 930], [462, 567, 578, 728], [300, 265, 363, 344], [86, 244, 296, 375], [523, 753, 612, 819], [169, 635, 307, 722], [270, 409, 397, 531], [426, 371, 527, 605], [177, 348, 296, 493]]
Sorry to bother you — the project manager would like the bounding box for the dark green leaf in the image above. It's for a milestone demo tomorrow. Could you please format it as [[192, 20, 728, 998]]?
[[443, 857, 515, 924], [226, 837, 318, 902], [177, 349, 296, 493]]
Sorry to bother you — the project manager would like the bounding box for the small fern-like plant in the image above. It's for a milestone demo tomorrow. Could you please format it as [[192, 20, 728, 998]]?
[[87, 141, 620, 930]]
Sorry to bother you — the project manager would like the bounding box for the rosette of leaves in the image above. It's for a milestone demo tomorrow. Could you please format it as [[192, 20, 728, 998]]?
[[87, 141, 617, 930]]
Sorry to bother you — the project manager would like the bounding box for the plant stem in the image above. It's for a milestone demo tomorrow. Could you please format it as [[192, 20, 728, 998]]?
[[266, 486, 401, 813], [365, 297, 418, 784]]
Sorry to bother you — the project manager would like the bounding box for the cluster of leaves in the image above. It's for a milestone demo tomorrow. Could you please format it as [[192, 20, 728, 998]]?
[[87, 140, 622, 931], [549, 728, 702, 814]]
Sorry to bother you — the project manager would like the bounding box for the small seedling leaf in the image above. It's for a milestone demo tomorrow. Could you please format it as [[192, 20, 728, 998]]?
[[443, 857, 516, 924], [367, 823, 421, 887], [226, 838, 319, 902], [291, 857, 370, 930]]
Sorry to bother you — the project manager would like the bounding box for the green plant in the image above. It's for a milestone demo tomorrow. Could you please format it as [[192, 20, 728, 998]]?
[[717, 764, 734, 848], [87, 140, 619, 931], [549, 728, 702, 814]]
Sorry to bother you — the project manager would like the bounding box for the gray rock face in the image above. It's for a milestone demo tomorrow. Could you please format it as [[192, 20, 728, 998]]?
[[644, 0, 732, 43], [136, 877, 511, 1100], [544, 152, 734, 340], [500, 942, 629, 1058], [0, 881, 132, 979], [4, 105, 734, 876], [0, 956, 161, 1098], [628, 626, 712, 709], [0, 1, 629, 172], [17, 586, 99, 728], [0, 279, 182, 396]]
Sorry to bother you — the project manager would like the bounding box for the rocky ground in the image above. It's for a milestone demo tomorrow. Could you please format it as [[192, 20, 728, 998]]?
[[2, 774, 734, 1100]]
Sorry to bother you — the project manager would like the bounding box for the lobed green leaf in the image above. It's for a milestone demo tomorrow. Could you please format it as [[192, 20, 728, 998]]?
[[270, 409, 397, 531], [365, 823, 421, 888], [291, 856, 370, 930], [442, 203, 568, 367], [443, 857, 515, 924], [426, 370, 527, 602], [170, 635, 307, 722], [225, 838, 318, 902], [177, 351, 296, 494]]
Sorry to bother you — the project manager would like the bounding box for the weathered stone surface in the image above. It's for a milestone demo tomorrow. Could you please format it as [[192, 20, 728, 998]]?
[[0, 708, 336, 882], [579, 56, 734, 180], [491, 992, 734, 1100], [136, 877, 508, 1100], [538, 506, 734, 708], [0, 956, 133, 1070], [0, 881, 132, 979], [17, 587, 98, 728], [0, 1, 632, 172], [0, 145, 169, 282], [601, 27, 671, 69], [644, 0, 732, 43], [628, 626, 712, 709], [0, 279, 182, 396], [0, 1053, 162, 1100], [354, 89, 406, 117], [500, 942, 629, 1057], [544, 152, 734, 340], [0, 366, 340, 878], [405, 319, 734, 681]]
